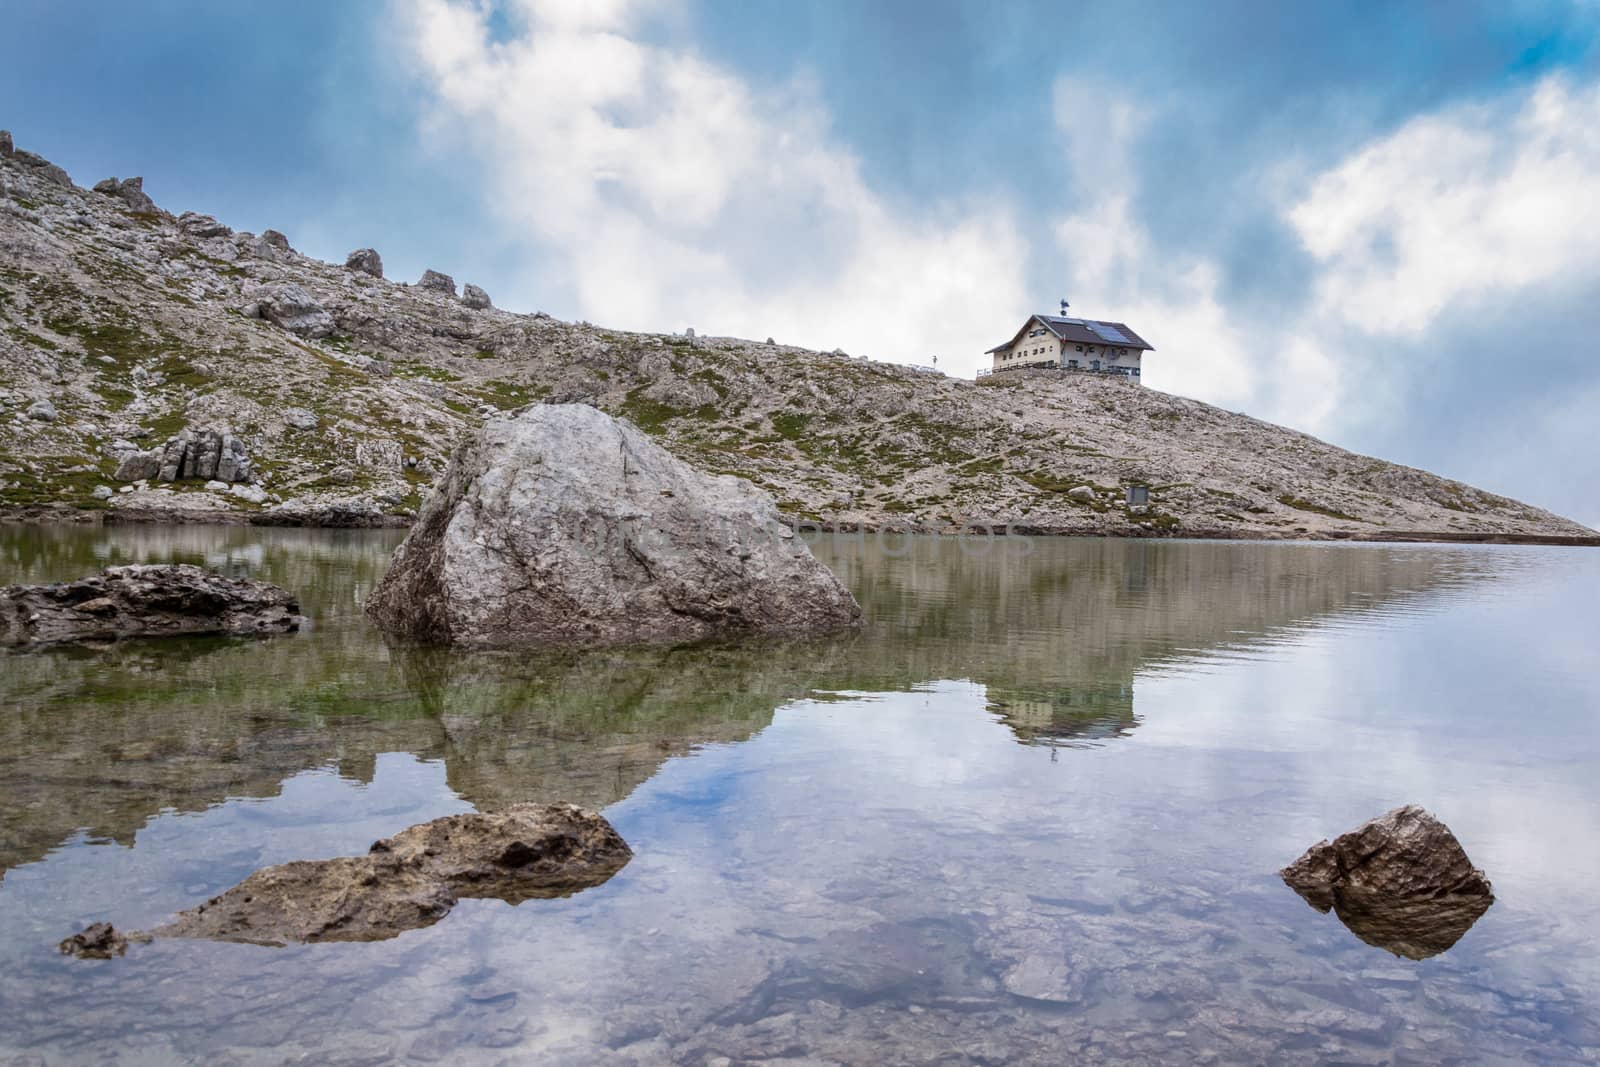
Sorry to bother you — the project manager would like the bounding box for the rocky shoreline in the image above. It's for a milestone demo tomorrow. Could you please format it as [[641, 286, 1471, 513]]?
[[5, 501, 1597, 547]]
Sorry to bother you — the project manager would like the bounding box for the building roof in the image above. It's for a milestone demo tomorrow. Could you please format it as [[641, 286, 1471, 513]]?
[[986, 314, 1155, 354]]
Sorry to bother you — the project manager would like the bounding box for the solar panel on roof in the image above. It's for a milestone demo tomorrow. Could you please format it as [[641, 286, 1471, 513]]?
[[1090, 323, 1130, 343]]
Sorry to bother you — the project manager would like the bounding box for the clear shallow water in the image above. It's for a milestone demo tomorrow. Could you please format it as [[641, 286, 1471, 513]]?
[[1, 527, 1598, 1065]]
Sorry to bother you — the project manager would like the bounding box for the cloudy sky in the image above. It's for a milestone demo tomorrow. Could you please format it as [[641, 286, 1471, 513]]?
[[5, 0, 1598, 524]]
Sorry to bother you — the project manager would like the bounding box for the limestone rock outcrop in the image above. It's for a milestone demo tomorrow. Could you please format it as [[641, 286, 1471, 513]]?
[[245, 282, 334, 338], [283, 407, 319, 431], [418, 269, 456, 295], [1280, 805, 1495, 959], [59, 804, 629, 952], [0, 130, 12, 158], [364, 403, 862, 647], [177, 211, 231, 239], [92, 176, 157, 214], [11, 148, 70, 186], [115, 428, 252, 484], [462, 282, 492, 309], [0, 564, 305, 646], [345, 247, 383, 278]]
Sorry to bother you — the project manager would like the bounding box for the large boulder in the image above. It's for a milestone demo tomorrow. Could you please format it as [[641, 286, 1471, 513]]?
[[364, 404, 862, 647], [92, 176, 157, 214], [60, 804, 629, 952], [113, 447, 161, 482], [176, 211, 231, 239], [345, 247, 383, 278], [246, 282, 335, 338], [0, 130, 12, 158], [0, 564, 306, 646], [418, 269, 456, 295], [1280, 805, 1495, 959], [461, 283, 492, 309]]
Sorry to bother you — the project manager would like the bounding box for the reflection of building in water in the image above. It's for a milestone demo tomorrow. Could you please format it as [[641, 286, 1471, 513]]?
[[986, 683, 1136, 747]]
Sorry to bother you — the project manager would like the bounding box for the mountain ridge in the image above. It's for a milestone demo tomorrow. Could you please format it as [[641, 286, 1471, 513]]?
[[0, 133, 1592, 541]]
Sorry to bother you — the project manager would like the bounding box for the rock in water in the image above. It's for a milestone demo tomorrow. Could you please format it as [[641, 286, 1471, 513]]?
[[1280, 805, 1494, 959], [364, 404, 861, 647], [0, 564, 306, 646], [86, 804, 629, 949], [58, 923, 129, 960]]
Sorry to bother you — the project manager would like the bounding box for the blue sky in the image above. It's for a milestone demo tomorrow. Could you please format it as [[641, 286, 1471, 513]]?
[[4, 0, 1599, 524]]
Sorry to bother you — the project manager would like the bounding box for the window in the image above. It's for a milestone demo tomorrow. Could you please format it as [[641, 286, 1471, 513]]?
[[1075, 344, 1083, 352]]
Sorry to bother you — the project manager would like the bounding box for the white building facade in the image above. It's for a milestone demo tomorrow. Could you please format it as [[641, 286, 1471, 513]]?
[[982, 314, 1155, 381]]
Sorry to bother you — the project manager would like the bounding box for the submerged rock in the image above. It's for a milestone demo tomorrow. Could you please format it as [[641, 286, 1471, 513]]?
[[58, 922, 129, 960], [1280, 805, 1494, 959], [363, 403, 862, 647], [61, 804, 629, 952], [0, 564, 305, 646]]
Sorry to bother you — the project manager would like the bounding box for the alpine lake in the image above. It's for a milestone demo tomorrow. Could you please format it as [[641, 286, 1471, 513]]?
[[1, 525, 1597, 1065]]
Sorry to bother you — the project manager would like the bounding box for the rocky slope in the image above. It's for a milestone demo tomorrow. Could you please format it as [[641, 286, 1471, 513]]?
[[0, 133, 1591, 539]]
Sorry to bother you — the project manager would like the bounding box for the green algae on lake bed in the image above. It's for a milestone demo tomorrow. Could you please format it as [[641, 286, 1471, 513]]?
[[2, 525, 1598, 1064]]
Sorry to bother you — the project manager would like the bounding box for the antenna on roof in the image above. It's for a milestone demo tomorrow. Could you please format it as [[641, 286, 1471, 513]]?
[[1060, 298, 1070, 317]]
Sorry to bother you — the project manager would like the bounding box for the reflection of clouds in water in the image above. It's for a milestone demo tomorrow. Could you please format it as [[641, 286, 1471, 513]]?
[[1134, 551, 1600, 932], [4, 529, 1600, 1061], [4, 754, 466, 933]]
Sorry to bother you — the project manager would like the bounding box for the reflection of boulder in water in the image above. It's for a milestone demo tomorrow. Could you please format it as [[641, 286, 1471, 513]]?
[[986, 683, 1136, 747], [61, 805, 630, 954], [1321, 885, 1494, 960], [0, 640, 792, 879], [1280, 805, 1494, 960], [387, 642, 810, 812]]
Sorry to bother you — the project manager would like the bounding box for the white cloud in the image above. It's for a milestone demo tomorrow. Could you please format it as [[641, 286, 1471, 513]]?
[[1049, 79, 1342, 429], [1049, 73, 1600, 446], [1289, 77, 1600, 337], [398, 0, 1028, 376]]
